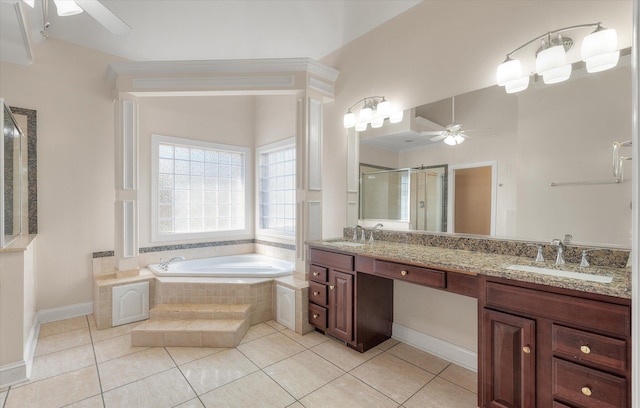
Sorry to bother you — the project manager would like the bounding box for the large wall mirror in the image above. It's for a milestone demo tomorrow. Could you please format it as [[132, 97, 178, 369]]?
[[351, 51, 632, 247]]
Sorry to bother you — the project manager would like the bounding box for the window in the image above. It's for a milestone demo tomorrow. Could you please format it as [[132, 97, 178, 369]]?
[[152, 134, 250, 241], [257, 138, 296, 236]]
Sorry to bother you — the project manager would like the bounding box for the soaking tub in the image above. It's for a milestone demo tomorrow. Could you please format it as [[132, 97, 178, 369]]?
[[148, 254, 294, 278]]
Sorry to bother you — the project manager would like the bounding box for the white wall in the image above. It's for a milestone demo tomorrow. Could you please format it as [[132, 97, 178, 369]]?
[[0, 39, 119, 310], [320, 0, 633, 354]]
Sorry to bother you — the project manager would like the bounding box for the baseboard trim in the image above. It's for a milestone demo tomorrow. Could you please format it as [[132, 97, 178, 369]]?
[[0, 361, 27, 388], [24, 315, 40, 379], [392, 323, 477, 372], [37, 302, 93, 324]]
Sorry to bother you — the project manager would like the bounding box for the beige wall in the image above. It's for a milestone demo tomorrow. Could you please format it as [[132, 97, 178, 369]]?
[[320, 1, 632, 352]]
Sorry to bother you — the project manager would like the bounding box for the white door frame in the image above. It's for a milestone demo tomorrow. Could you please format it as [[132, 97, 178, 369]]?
[[447, 161, 497, 236]]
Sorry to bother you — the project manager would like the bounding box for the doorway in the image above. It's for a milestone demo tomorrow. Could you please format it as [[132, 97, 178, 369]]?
[[448, 162, 496, 235]]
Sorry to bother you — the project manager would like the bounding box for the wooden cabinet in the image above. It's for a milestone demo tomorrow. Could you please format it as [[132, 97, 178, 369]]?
[[479, 277, 631, 408], [308, 248, 392, 351]]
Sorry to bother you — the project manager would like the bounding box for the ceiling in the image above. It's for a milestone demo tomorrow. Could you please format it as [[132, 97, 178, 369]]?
[[0, 0, 422, 64]]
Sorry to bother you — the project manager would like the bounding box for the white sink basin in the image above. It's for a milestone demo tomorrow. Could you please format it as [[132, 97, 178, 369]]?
[[506, 265, 612, 283], [325, 241, 365, 247]]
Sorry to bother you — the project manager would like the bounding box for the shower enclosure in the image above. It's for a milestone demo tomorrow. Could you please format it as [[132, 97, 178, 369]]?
[[359, 165, 446, 231], [1, 100, 25, 247]]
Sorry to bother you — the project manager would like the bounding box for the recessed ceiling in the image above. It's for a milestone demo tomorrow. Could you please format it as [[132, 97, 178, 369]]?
[[4, 0, 421, 63]]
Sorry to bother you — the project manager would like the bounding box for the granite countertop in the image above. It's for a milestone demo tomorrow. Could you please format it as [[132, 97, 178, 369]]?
[[308, 238, 631, 299]]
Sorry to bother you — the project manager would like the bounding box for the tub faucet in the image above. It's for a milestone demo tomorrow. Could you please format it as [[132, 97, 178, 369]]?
[[159, 256, 186, 270], [551, 239, 565, 265], [369, 223, 384, 243]]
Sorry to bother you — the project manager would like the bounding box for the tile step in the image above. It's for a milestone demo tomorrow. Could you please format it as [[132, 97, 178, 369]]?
[[131, 318, 248, 348], [149, 303, 251, 320]]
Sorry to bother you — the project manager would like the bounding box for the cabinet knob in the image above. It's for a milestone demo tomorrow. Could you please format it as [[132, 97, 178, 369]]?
[[581, 386, 592, 396], [313, 272, 319, 277], [580, 345, 591, 354], [313, 291, 320, 296], [329, 285, 335, 290], [522, 346, 531, 354], [312, 313, 319, 319], [400, 270, 408, 276]]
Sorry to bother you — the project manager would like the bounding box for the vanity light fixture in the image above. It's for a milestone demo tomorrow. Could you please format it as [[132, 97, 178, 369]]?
[[343, 96, 403, 130], [497, 22, 619, 93], [52, 0, 84, 16]]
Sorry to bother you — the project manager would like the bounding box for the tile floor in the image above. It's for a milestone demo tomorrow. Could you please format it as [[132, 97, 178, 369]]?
[[1, 315, 478, 408]]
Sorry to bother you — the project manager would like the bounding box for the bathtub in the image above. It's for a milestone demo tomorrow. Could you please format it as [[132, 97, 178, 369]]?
[[148, 254, 294, 278]]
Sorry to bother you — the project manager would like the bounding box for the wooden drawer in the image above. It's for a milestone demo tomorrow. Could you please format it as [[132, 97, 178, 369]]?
[[552, 358, 626, 408], [310, 248, 354, 271], [310, 265, 328, 283], [308, 303, 327, 329], [553, 402, 573, 408], [309, 281, 327, 307], [485, 282, 630, 336], [374, 259, 446, 289], [553, 325, 627, 373]]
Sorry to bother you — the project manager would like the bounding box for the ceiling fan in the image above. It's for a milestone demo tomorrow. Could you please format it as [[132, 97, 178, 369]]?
[[420, 96, 474, 146], [23, 0, 131, 37]]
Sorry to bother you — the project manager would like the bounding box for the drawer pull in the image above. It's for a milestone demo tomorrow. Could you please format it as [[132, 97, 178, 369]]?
[[313, 291, 320, 296], [312, 313, 319, 319], [313, 272, 319, 277], [522, 346, 531, 354], [581, 386, 592, 396], [400, 270, 408, 276], [329, 285, 335, 290], [580, 345, 591, 354]]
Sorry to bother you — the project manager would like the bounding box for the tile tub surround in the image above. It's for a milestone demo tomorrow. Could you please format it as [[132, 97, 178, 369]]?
[[346, 227, 630, 269], [2, 315, 478, 408], [313, 237, 631, 299]]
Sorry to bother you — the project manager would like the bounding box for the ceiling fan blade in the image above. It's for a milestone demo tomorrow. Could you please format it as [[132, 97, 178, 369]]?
[[430, 134, 447, 142], [76, 0, 131, 35], [420, 131, 445, 136]]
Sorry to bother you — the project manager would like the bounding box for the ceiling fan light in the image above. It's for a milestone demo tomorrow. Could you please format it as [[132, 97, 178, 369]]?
[[504, 76, 529, 94], [542, 64, 572, 84], [585, 50, 620, 73], [582, 27, 617, 61], [443, 135, 457, 146], [54, 0, 84, 16], [355, 122, 368, 132], [536, 45, 566, 75], [454, 135, 465, 145], [343, 111, 356, 128], [389, 110, 404, 124], [497, 58, 523, 86]]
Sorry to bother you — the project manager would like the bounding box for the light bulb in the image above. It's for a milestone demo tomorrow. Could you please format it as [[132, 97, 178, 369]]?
[[355, 122, 368, 132], [389, 110, 404, 124], [443, 135, 457, 146], [376, 99, 391, 117], [542, 64, 571, 84], [582, 27, 617, 61], [585, 50, 620, 73], [504, 76, 529, 94], [359, 106, 373, 123], [454, 135, 465, 144], [343, 112, 356, 128], [536, 45, 566, 75], [22, 0, 35, 7], [53, 0, 83, 16], [371, 117, 384, 128], [497, 58, 523, 86]]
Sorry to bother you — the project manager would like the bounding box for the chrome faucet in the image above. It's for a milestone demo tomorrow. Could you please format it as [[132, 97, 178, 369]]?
[[369, 223, 384, 243], [353, 225, 362, 241], [159, 256, 186, 271], [551, 239, 565, 265]]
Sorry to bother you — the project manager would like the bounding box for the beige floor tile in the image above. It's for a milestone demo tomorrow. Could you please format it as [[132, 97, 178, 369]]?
[[98, 347, 176, 391], [65, 395, 104, 407], [387, 343, 450, 374], [166, 346, 226, 366], [93, 333, 149, 363], [310, 339, 382, 372], [239, 322, 278, 344], [438, 364, 477, 394], [103, 368, 196, 408], [404, 377, 477, 408], [264, 350, 344, 399], [87, 314, 97, 327], [376, 338, 400, 351], [27, 344, 95, 383], [200, 371, 295, 408], [299, 374, 398, 408], [237, 332, 305, 368], [4, 366, 100, 408], [280, 329, 329, 349], [35, 328, 92, 357], [90, 321, 143, 342], [265, 320, 287, 331], [351, 353, 435, 404], [39, 316, 88, 338], [175, 398, 205, 408], [179, 348, 259, 395], [286, 403, 304, 408]]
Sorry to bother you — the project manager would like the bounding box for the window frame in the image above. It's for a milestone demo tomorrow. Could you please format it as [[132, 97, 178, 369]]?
[[151, 134, 252, 243], [255, 137, 296, 241]]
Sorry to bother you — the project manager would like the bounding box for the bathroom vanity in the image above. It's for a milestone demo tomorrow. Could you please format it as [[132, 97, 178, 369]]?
[[307, 240, 631, 408]]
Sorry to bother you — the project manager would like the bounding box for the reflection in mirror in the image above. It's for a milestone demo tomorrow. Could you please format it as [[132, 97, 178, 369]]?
[[354, 52, 632, 247], [2, 102, 24, 247]]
